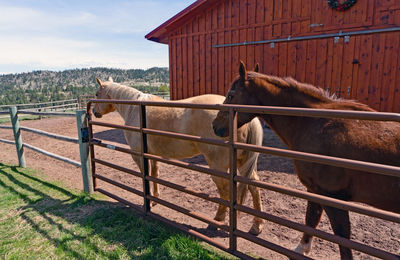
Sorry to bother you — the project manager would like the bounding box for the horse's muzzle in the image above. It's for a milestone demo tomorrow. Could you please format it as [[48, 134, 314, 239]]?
[[92, 108, 102, 118], [212, 123, 228, 137]]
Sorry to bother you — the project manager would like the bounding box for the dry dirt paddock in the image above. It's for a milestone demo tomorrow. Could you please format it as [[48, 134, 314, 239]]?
[[0, 112, 399, 259]]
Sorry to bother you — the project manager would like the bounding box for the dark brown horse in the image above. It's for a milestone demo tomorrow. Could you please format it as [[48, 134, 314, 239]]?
[[212, 61, 400, 259]]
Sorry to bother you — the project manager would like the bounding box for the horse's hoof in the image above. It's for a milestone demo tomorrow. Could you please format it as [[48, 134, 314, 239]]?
[[249, 224, 262, 236], [151, 201, 158, 207]]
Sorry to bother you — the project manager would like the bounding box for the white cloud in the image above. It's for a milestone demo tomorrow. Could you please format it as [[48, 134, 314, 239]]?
[[0, 0, 193, 73]]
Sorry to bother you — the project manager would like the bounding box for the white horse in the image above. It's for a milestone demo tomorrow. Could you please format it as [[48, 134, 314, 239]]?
[[93, 77, 264, 234]]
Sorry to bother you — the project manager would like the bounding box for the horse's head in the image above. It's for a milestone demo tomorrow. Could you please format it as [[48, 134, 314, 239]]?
[[212, 61, 261, 137], [92, 77, 116, 118]]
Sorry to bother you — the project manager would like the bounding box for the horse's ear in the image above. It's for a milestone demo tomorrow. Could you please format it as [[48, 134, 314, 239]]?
[[239, 60, 247, 80], [108, 76, 113, 82], [96, 78, 103, 86], [254, 63, 260, 72]]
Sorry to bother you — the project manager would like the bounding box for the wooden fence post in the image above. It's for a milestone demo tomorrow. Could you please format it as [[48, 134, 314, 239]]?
[[76, 110, 94, 193], [9, 106, 26, 168]]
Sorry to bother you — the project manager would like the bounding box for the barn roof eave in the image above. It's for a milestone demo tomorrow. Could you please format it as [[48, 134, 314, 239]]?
[[145, 0, 214, 44]]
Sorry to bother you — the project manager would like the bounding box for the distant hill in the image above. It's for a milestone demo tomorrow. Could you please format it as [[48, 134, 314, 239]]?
[[0, 67, 169, 105]]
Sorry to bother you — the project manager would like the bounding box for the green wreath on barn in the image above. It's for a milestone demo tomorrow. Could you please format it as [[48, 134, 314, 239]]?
[[327, 0, 357, 11]]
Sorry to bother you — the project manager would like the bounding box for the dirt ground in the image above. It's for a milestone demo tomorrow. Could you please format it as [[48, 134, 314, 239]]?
[[0, 112, 399, 259]]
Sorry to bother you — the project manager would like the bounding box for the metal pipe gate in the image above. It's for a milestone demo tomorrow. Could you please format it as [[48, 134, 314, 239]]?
[[87, 100, 400, 260]]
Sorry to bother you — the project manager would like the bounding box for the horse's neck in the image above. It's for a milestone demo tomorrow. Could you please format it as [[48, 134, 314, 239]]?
[[107, 84, 148, 123]]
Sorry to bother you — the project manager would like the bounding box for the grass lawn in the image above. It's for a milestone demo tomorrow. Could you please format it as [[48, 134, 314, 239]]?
[[0, 163, 234, 259]]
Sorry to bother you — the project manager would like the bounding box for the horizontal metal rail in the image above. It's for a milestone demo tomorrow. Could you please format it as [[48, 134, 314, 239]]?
[[0, 125, 78, 144], [23, 143, 81, 167], [96, 188, 144, 213], [146, 175, 230, 207], [89, 100, 400, 122], [17, 111, 76, 117], [235, 175, 400, 224], [236, 204, 399, 260], [0, 99, 78, 109], [90, 139, 142, 157], [144, 152, 229, 180], [234, 229, 312, 260], [0, 138, 15, 145], [20, 126, 78, 144], [90, 120, 140, 132], [94, 173, 143, 197], [213, 27, 400, 48], [235, 142, 400, 178], [93, 158, 142, 178], [90, 120, 229, 148], [148, 194, 230, 232]]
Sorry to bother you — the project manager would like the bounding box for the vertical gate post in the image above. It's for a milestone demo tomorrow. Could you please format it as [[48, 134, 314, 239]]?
[[9, 106, 26, 168], [140, 104, 151, 213], [76, 110, 94, 193], [228, 108, 238, 252]]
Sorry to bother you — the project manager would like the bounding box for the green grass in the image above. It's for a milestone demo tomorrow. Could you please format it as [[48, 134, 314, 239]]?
[[0, 163, 234, 259]]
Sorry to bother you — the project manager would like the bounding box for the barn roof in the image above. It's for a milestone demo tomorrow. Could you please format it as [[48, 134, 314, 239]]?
[[145, 0, 217, 44]]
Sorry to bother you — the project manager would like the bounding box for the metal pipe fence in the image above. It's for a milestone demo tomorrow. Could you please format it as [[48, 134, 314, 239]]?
[[86, 99, 400, 260]]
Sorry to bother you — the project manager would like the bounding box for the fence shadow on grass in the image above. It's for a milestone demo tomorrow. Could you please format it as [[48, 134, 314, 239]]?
[[0, 163, 228, 259]]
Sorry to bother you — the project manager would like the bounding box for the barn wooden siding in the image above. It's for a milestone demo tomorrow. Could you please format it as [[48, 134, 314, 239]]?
[[159, 0, 400, 112]]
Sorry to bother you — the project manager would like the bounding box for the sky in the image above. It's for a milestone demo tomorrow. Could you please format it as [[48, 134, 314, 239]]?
[[0, 0, 195, 74]]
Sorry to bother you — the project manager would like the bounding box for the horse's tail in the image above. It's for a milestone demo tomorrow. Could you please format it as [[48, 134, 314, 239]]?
[[237, 117, 263, 204]]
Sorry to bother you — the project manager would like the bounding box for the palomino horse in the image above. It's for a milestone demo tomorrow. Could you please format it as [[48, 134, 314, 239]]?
[[92, 77, 265, 234], [212, 62, 400, 259]]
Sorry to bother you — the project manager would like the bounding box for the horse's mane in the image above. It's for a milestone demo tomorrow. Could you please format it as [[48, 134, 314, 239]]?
[[247, 71, 375, 111], [104, 81, 159, 101]]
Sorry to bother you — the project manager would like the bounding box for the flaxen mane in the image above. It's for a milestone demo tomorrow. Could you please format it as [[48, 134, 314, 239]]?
[[247, 71, 374, 112]]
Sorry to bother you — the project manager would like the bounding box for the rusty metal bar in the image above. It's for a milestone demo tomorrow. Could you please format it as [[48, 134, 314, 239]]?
[[143, 128, 229, 147], [93, 158, 142, 178], [234, 142, 400, 178], [228, 108, 238, 252], [140, 104, 151, 213], [90, 120, 229, 148], [94, 173, 144, 197], [88, 100, 400, 122], [146, 175, 229, 207], [89, 120, 141, 133], [236, 204, 399, 260], [143, 153, 229, 180], [96, 188, 144, 213], [90, 139, 142, 157], [234, 229, 312, 260], [235, 175, 400, 224], [147, 195, 230, 232]]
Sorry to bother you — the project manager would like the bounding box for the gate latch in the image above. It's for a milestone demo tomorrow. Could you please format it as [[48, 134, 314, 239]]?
[[81, 127, 89, 143]]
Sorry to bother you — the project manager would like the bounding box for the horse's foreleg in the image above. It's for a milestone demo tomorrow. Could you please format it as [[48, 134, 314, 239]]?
[[150, 160, 160, 206], [247, 170, 264, 235], [294, 200, 323, 256], [323, 206, 352, 260], [209, 177, 229, 230]]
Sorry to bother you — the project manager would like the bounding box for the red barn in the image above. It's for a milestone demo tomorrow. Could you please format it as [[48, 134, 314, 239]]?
[[146, 0, 400, 112]]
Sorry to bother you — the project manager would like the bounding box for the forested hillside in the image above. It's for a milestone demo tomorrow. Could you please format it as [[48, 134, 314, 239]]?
[[0, 67, 169, 105]]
